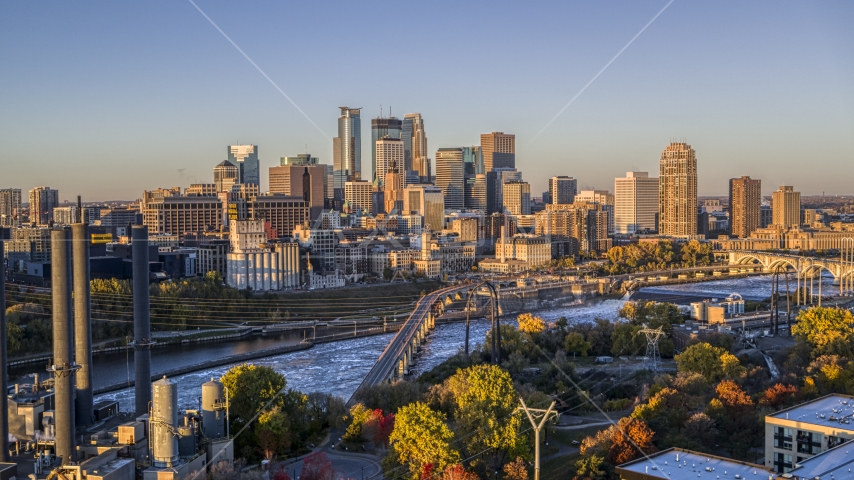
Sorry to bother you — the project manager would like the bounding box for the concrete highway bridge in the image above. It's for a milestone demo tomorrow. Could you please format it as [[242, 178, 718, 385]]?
[[729, 250, 854, 296], [349, 284, 476, 401]]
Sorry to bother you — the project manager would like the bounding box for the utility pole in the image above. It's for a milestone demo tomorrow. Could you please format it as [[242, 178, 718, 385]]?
[[517, 398, 559, 480]]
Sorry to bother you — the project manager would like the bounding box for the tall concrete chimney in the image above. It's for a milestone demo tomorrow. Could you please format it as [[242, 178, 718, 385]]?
[[73, 223, 94, 425], [132, 225, 152, 415], [50, 228, 76, 463], [0, 240, 9, 462]]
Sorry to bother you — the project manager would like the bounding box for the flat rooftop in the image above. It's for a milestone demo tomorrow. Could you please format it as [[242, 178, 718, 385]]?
[[617, 448, 775, 480], [768, 394, 854, 431], [784, 440, 854, 479]]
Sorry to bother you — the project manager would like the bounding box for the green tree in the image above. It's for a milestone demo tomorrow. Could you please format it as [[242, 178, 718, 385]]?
[[389, 402, 460, 480], [256, 407, 291, 460], [445, 365, 526, 472], [675, 342, 745, 382], [573, 455, 608, 480], [610, 324, 644, 357], [565, 332, 591, 357]]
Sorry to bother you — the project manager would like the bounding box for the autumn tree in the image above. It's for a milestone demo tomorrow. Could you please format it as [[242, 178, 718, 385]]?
[[503, 457, 528, 480], [792, 307, 854, 356], [580, 417, 655, 466], [441, 464, 480, 480], [389, 402, 460, 480], [300, 451, 334, 480], [760, 384, 798, 410], [517, 313, 546, 334], [707, 380, 760, 459]]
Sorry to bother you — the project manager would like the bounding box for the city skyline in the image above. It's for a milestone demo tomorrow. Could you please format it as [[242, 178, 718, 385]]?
[[1, 1, 853, 200]]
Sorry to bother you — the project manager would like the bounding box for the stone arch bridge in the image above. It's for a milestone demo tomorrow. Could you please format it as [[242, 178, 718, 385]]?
[[728, 250, 854, 296]]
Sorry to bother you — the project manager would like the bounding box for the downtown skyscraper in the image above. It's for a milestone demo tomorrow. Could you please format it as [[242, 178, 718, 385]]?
[[614, 172, 659, 234], [658, 142, 697, 236], [435, 148, 465, 210], [371, 115, 402, 182], [729, 176, 762, 238], [402, 113, 428, 183], [333, 107, 362, 200], [481, 132, 515, 172], [228, 144, 260, 186]]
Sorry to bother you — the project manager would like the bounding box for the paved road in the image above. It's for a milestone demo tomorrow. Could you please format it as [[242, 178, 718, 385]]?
[[350, 284, 470, 402]]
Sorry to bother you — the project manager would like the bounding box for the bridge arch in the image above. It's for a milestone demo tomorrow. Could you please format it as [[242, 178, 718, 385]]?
[[464, 281, 501, 363]]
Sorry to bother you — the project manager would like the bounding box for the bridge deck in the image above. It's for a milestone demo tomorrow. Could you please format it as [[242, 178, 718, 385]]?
[[349, 284, 469, 402]]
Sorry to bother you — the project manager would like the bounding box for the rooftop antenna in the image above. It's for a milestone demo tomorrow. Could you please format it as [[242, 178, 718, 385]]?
[[380, 104, 382, 118]]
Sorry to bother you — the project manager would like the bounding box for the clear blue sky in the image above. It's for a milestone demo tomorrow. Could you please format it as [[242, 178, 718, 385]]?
[[2, 1, 852, 201]]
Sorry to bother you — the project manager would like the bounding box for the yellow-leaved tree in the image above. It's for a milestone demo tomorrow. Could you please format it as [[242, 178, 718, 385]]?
[[517, 313, 546, 334]]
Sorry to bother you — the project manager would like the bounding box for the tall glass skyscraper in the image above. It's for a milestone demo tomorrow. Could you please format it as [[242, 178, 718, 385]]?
[[371, 116, 402, 181], [402, 113, 427, 183], [228, 144, 260, 186], [461, 146, 484, 175], [333, 107, 361, 200]]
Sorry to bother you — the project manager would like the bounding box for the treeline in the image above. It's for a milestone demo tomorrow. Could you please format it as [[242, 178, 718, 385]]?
[[3, 273, 440, 357], [601, 239, 713, 275]]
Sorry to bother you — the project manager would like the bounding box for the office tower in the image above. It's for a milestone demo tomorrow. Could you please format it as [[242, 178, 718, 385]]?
[[658, 142, 698, 236], [549, 176, 577, 205], [283, 155, 333, 203], [464, 174, 487, 212], [403, 185, 444, 232], [729, 176, 762, 238], [502, 181, 531, 216], [248, 194, 309, 238], [614, 172, 659, 234], [269, 162, 326, 220], [760, 205, 772, 228], [28, 186, 59, 226], [772, 185, 801, 228], [486, 168, 522, 214], [214, 160, 239, 193], [413, 157, 431, 184], [402, 113, 427, 180], [462, 146, 484, 175], [376, 137, 405, 191], [333, 107, 362, 200], [344, 181, 373, 214], [435, 148, 465, 210], [228, 144, 260, 186], [0, 188, 22, 227], [142, 195, 224, 235], [537, 203, 612, 254], [480, 132, 515, 172], [575, 190, 615, 236], [384, 161, 404, 214], [371, 116, 402, 181]]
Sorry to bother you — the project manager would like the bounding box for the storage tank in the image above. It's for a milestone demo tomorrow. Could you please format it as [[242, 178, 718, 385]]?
[[177, 415, 196, 457], [151, 376, 179, 467], [201, 378, 226, 439]]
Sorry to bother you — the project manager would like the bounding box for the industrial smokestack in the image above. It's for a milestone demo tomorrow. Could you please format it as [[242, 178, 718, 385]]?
[[0, 240, 9, 462], [72, 223, 94, 425], [50, 228, 76, 463], [132, 225, 152, 416]]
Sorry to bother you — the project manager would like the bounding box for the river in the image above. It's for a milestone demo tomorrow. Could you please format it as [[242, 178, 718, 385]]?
[[15, 273, 835, 411]]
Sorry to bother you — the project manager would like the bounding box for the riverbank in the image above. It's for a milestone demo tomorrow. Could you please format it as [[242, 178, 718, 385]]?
[[93, 323, 404, 395]]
